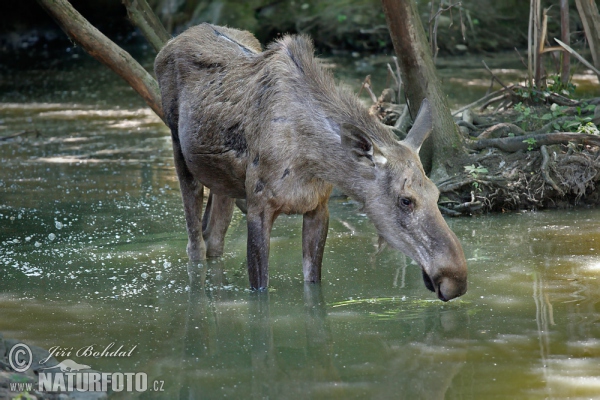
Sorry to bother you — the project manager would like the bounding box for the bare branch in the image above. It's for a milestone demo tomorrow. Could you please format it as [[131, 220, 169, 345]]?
[[37, 0, 165, 123], [122, 0, 171, 53]]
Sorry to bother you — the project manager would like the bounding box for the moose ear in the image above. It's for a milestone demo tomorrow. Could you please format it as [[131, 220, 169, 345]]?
[[403, 98, 433, 153], [341, 123, 375, 164]]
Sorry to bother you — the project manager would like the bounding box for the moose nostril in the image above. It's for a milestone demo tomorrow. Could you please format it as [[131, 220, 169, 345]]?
[[422, 269, 435, 293]]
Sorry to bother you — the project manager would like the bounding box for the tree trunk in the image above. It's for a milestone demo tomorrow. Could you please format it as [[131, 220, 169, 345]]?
[[36, 0, 165, 123], [122, 0, 171, 53], [560, 0, 571, 85], [380, 0, 464, 181], [574, 0, 600, 83]]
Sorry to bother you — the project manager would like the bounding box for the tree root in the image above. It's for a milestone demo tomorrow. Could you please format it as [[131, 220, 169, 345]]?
[[540, 145, 564, 195], [468, 132, 600, 152], [440, 143, 600, 214]]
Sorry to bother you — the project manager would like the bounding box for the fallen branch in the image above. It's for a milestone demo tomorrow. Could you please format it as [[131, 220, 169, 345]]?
[[452, 87, 508, 116], [37, 0, 165, 123], [468, 132, 600, 152], [555, 38, 600, 77]]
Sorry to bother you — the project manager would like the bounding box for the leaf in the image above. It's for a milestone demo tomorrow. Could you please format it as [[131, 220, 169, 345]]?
[[540, 113, 553, 120], [564, 120, 581, 129]]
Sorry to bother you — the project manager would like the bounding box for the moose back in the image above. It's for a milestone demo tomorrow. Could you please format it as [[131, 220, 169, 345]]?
[[155, 23, 467, 301]]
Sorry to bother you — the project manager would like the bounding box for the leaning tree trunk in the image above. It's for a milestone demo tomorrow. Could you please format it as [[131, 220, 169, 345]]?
[[381, 0, 464, 181], [36, 0, 165, 122], [574, 0, 600, 83]]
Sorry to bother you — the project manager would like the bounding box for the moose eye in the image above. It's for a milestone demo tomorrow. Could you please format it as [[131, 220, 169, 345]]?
[[399, 197, 413, 209]]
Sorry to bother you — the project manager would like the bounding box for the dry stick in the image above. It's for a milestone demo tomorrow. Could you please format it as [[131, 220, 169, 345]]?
[[482, 60, 519, 99], [0, 130, 39, 141], [480, 93, 508, 111], [122, 0, 171, 52], [386, 63, 399, 91], [514, 47, 528, 69], [429, 1, 463, 62], [36, 0, 165, 123], [392, 56, 403, 100], [555, 39, 600, 77], [452, 87, 507, 116], [540, 145, 564, 195], [358, 75, 378, 104]]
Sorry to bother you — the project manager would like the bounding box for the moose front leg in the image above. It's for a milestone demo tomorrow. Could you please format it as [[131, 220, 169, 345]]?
[[246, 205, 276, 290], [302, 200, 329, 283], [172, 140, 205, 262], [202, 192, 235, 257]]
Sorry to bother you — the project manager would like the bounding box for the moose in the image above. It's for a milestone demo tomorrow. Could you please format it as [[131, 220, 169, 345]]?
[[155, 23, 467, 301]]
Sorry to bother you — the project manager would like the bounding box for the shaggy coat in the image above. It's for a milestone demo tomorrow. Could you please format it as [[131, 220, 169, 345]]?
[[155, 24, 467, 300]]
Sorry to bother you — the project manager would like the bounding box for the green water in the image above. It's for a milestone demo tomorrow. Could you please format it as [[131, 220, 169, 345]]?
[[1, 53, 599, 399]]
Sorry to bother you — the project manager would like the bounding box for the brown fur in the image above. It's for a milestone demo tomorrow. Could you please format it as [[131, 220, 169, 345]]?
[[155, 23, 467, 300]]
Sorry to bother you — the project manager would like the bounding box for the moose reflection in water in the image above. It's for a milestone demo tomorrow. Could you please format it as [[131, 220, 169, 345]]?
[[155, 24, 467, 300], [169, 260, 469, 399]]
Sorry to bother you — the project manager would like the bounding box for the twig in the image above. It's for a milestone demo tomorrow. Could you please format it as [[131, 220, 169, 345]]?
[[386, 63, 399, 91], [480, 93, 508, 111], [452, 87, 507, 116], [540, 145, 564, 195], [392, 56, 403, 97], [429, 2, 463, 62], [481, 60, 518, 98], [358, 75, 378, 104], [0, 129, 40, 141], [514, 47, 528, 69]]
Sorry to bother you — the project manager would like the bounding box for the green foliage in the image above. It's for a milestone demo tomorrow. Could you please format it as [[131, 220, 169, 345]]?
[[547, 75, 576, 98], [465, 164, 488, 191], [514, 102, 532, 130], [514, 102, 531, 119], [464, 164, 488, 177], [516, 101, 596, 134], [541, 103, 567, 120], [577, 122, 600, 135], [522, 137, 537, 151]]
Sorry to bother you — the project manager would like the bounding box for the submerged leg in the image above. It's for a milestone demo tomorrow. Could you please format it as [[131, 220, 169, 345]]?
[[302, 199, 329, 282], [172, 139, 205, 262], [202, 192, 235, 257], [246, 204, 276, 290]]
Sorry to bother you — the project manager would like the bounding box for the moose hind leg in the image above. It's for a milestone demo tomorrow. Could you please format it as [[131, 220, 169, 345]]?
[[302, 200, 329, 282], [246, 205, 276, 290], [172, 140, 205, 262], [202, 192, 235, 257]]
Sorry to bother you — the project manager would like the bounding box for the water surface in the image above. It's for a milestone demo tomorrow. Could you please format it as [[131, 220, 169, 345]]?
[[1, 51, 599, 399]]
